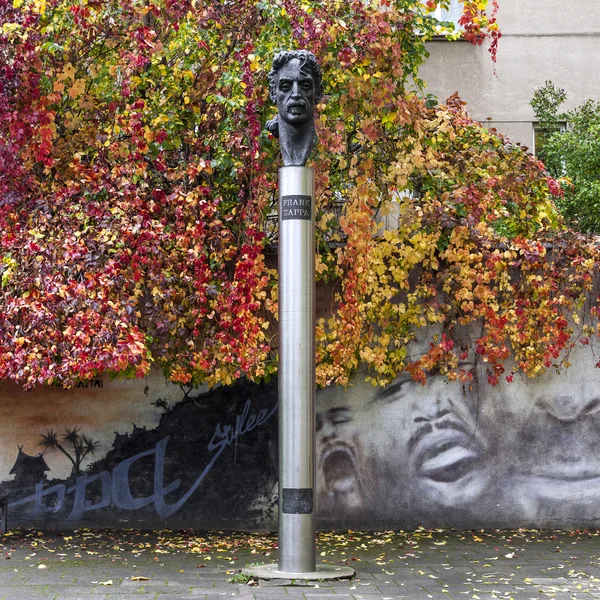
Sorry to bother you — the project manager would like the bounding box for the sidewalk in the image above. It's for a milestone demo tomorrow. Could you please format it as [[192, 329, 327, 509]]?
[[1, 528, 600, 599]]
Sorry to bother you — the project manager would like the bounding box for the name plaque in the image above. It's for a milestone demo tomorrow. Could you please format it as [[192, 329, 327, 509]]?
[[281, 195, 312, 221]]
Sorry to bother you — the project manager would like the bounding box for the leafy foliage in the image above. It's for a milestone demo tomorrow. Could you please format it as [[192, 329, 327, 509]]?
[[530, 81, 600, 233], [0, 0, 502, 389], [316, 94, 600, 387], [2, 0, 596, 391]]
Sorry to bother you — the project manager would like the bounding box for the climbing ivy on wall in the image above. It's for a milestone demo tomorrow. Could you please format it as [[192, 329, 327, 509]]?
[[1, 0, 596, 391]]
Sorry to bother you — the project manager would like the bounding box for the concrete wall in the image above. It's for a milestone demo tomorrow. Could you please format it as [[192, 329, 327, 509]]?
[[419, 0, 600, 149], [2, 338, 600, 530]]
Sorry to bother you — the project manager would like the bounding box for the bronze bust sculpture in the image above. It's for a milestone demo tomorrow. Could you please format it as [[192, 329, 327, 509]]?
[[266, 50, 323, 167]]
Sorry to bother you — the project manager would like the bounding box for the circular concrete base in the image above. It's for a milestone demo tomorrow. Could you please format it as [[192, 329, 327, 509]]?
[[242, 563, 355, 581]]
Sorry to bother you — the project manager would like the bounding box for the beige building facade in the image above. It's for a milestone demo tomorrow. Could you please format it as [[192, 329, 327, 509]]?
[[420, 0, 600, 151]]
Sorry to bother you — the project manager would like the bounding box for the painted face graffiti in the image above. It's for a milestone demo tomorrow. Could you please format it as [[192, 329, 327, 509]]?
[[316, 367, 495, 525], [317, 405, 365, 516], [366, 371, 492, 521], [496, 347, 600, 523], [316, 381, 384, 522], [402, 376, 490, 512]]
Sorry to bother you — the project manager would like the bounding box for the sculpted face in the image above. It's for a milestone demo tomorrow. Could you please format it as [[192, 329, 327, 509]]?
[[274, 58, 316, 126]]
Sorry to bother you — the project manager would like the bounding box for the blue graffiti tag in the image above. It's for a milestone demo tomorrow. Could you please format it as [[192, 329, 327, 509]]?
[[9, 398, 278, 520]]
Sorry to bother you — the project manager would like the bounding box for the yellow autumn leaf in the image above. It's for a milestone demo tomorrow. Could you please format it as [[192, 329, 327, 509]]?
[[68, 79, 85, 99]]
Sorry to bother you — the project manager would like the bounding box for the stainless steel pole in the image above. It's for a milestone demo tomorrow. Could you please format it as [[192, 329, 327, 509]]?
[[278, 166, 316, 574], [242, 164, 352, 581]]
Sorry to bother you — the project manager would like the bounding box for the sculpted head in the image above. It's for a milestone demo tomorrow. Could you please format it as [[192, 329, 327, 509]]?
[[268, 50, 323, 127]]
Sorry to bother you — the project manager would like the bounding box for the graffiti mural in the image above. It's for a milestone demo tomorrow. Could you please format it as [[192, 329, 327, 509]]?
[[316, 368, 499, 529], [2, 341, 600, 530], [0, 376, 279, 529], [316, 342, 600, 529]]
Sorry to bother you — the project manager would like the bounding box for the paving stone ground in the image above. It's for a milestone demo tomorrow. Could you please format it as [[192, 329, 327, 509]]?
[[2, 528, 600, 599]]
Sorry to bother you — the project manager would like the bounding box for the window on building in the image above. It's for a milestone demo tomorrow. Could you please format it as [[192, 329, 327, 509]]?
[[433, 0, 463, 33], [533, 122, 566, 158], [415, 0, 463, 37]]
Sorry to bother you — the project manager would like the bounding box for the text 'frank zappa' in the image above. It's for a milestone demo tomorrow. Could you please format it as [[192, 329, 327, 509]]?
[[281, 195, 312, 221]]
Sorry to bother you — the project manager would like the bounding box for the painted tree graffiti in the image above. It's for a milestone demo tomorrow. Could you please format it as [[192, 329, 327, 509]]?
[[39, 428, 100, 477]]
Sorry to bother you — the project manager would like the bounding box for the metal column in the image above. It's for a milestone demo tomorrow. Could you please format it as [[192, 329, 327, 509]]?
[[242, 167, 354, 581], [278, 166, 316, 574]]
